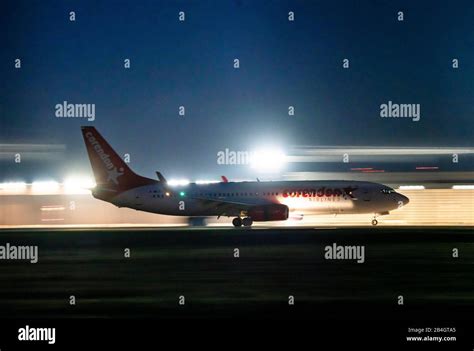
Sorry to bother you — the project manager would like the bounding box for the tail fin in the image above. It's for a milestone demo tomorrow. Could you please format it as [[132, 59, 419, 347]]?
[[81, 126, 156, 194]]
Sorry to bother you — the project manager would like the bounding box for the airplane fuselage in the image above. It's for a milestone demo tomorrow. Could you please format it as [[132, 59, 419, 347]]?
[[100, 180, 408, 218]]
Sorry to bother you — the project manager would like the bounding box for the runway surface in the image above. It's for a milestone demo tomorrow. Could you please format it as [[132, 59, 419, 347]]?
[[0, 227, 473, 321]]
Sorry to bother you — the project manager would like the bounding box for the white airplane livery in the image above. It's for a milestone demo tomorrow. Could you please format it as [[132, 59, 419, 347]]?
[[81, 127, 409, 227]]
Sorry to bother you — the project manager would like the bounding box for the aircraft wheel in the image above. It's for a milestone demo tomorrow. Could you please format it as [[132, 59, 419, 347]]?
[[232, 217, 242, 227], [371, 219, 378, 226], [242, 217, 253, 227]]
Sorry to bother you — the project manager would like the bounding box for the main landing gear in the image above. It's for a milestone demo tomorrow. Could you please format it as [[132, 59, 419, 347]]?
[[371, 219, 378, 226], [232, 217, 253, 227]]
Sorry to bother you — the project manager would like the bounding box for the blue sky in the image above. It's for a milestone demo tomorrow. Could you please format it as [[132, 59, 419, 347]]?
[[1, 0, 473, 181]]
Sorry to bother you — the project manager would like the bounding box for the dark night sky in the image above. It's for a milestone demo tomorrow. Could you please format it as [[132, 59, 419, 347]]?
[[1, 0, 473, 181]]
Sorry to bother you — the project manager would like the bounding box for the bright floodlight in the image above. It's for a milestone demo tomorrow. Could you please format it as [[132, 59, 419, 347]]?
[[0, 182, 27, 191], [250, 148, 286, 172], [32, 181, 60, 193]]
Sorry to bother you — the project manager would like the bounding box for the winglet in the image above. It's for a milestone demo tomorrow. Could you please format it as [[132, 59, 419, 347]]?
[[156, 171, 167, 184], [221, 176, 229, 183]]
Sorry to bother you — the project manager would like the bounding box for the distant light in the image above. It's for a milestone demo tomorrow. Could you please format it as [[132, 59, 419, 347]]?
[[452, 185, 474, 190], [399, 185, 425, 190], [167, 179, 190, 187], [32, 181, 60, 192], [179, 191, 186, 197], [416, 166, 439, 170], [350, 168, 373, 171], [196, 180, 219, 185], [0, 182, 27, 191], [250, 149, 286, 172]]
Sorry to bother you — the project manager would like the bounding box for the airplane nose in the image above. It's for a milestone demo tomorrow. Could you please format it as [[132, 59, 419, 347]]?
[[397, 193, 409, 206]]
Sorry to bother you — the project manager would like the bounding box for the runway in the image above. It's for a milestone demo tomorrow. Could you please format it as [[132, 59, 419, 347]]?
[[0, 226, 473, 321]]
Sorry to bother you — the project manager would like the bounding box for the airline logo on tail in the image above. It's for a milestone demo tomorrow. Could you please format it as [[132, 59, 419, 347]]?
[[84, 131, 124, 184]]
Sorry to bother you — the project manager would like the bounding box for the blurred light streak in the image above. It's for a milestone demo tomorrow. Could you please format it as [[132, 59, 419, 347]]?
[[416, 166, 439, 170], [453, 185, 474, 190], [0, 182, 27, 191], [195, 180, 220, 185], [167, 179, 190, 186], [40, 206, 65, 212], [399, 185, 425, 190], [32, 181, 60, 193], [290, 146, 474, 155]]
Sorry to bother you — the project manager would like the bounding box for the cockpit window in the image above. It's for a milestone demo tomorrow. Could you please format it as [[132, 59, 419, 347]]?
[[381, 189, 395, 194]]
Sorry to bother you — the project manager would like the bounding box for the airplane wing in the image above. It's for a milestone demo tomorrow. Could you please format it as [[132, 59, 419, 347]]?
[[189, 196, 277, 216]]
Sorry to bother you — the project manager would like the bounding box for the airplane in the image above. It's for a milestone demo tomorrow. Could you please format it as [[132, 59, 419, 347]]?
[[81, 126, 409, 227]]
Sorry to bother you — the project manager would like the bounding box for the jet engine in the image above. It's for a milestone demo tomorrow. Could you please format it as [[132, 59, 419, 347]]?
[[248, 204, 289, 221]]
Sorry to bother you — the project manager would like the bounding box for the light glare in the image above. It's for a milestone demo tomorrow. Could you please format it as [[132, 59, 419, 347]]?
[[167, 179, 190, 187], [0, 182, 27, 191], [64, 176, 96, 194], [32, 181, 60, 192], [250, 149, 286, 172]]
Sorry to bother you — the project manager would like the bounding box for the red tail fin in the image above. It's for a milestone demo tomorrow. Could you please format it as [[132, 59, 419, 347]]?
[[81, 126, 155, 193]]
